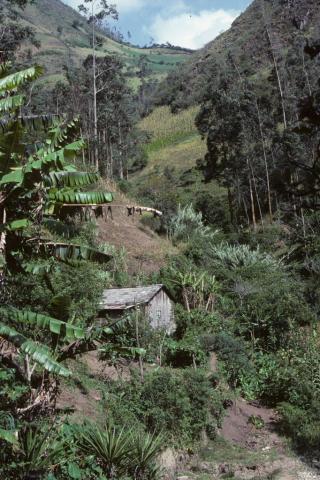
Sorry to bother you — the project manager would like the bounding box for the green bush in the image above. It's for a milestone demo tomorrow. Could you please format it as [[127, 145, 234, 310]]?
[[140, 368, 222, 445], [278, 401, 320, 454], [105, 368, 224, 447]]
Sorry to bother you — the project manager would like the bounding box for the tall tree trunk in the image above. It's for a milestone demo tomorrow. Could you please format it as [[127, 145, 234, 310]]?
[[256, 100, 273, 222], [302, 45, 312, 96], [227, 186, 235, 226], [265, 26, 287, 129], [109, 138, 114, 179], [247, 159, 257, 231], [118, 120, 124, 180], [252, 169, 264, 228], [91, 4, 99, 172]]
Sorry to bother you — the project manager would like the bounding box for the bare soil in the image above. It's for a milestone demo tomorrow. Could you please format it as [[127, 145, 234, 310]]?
[[96, 188, 176, 275], [182, 398, 320, 480]]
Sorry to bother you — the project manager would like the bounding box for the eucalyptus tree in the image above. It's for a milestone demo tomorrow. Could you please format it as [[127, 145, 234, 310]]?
[[78, 0, 118, 170]]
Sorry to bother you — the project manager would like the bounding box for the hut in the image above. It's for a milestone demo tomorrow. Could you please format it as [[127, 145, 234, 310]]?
[[99, 284, 175, 333]]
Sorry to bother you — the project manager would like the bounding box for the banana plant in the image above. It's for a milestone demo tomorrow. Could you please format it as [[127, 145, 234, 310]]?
[[0, 63, 114, 274], [0, 63, 115, 395]]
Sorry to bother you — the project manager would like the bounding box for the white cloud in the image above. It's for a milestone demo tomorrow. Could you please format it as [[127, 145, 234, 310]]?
[[148, 9, 240, 49], [63, 0, 146, 13], [112, 0, 146, 13]]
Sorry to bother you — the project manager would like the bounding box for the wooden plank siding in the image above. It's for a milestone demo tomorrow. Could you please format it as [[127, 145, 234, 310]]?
[[99, 285, 175, 333], [147, 289, 175, 333]]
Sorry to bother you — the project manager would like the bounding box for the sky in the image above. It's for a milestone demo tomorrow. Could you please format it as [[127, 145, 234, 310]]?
[[62, 0, 252, 50]]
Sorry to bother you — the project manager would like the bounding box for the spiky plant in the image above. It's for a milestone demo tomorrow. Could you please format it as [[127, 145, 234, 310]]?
[[130, 431, 163, 480], [78, 422, 131, 478]]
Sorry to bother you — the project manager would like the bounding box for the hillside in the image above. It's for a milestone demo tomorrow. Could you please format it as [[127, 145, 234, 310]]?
[[130, 0, 320, 228], [129, 106, 227, 222], [18, 0, 191, 85], [154, 0, 320, 110], [96, 181, 177, 275]]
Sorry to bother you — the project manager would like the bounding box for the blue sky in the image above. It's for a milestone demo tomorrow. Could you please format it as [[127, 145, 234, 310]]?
[[63, 0, 252, 49]]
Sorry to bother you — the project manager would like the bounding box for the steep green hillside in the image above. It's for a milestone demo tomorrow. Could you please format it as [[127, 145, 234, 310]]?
[[132, 0, 320, 227], [154, 0, 320, 110], [130, 106, 227, 221], [18, 0, 191, 84]]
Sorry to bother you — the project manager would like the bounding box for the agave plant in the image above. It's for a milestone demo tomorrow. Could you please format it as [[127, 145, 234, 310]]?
[[130, 431, 163, 480], [77, 422, 131, 478], [17, 424, 66, 479], [168, 204, 218, 243], [209, 243, 281, 271]]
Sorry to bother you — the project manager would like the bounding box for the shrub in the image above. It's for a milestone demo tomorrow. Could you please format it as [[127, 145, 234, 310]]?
[[135, 368, 224, 445], [213, 332, 254, 388], [278, 401, 320, 454], [168, 204, 218, 243]]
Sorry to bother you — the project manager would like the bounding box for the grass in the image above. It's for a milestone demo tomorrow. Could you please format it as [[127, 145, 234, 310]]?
[[131, 105, 226, 208], [17, 0, 191, 85], [141, 135, 206, 173], [139, 105, 199, 142], [199, 437, 278, 467]]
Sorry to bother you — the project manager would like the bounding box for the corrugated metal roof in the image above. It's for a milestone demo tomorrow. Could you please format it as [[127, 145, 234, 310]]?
[[99, 284, 165, 310]]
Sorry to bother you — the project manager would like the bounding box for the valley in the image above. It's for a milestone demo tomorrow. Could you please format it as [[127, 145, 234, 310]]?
[[1, 0, 320, 479]]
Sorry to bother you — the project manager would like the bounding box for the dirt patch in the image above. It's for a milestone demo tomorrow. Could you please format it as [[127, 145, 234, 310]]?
[[56, 384, 103, 422], [81, 351, 133, 381], [220, 398, 282, 452], [96, 185, 176, 275], [98, 215, 174, 275], [217, 398, 320, 480]]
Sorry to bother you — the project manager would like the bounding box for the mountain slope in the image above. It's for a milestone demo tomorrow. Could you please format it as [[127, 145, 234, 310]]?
[[131, 0, 320, 224], [154, 0, 320, 111], [18, 0, 191, 85]]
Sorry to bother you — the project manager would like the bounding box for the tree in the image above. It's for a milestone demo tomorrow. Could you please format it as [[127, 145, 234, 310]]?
[[78, 0, 118, 170], [0, 0, 39, 62]]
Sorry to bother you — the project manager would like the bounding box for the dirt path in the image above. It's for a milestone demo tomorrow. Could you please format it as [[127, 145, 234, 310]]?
[[214, 398, 320, 480]]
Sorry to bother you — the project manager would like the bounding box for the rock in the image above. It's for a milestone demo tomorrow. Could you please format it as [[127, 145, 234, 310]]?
[[199, 462, 219, 475], [159, 448, 177, 479], [219, 463, 232, 474]]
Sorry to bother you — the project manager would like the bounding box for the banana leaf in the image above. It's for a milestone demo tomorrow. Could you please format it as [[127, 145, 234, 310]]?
[[0, 428, 18, 447], [49, 191, 113, 205], [0, 66, 43, 92], [44, 171, 100, 188], [0, 95, 24, 112], [0, 323, 71, 377], [0, 307, 85, 341], [39, 242, 112, 264]]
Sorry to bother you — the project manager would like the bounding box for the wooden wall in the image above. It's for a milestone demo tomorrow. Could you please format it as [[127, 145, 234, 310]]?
[[146, 289, 175, 334]]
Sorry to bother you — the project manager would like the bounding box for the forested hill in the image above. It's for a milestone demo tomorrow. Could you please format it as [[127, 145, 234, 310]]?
[[154, 0, 320, 111], [136, 0, 320, 234], [17, 0, 191, 85]]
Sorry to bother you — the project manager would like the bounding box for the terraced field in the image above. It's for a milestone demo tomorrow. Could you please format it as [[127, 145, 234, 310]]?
[[18, 0, 191, 85]]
